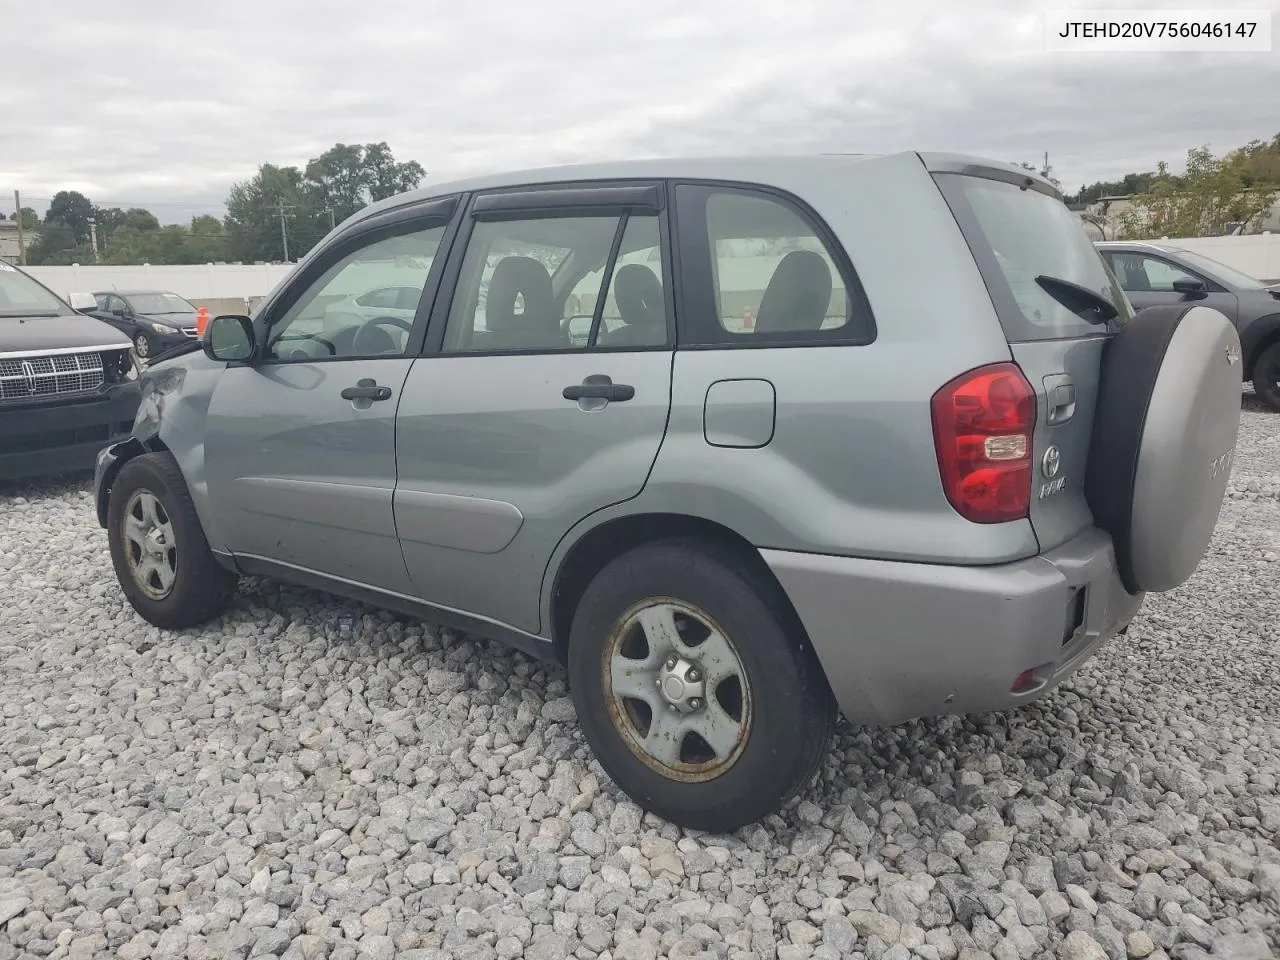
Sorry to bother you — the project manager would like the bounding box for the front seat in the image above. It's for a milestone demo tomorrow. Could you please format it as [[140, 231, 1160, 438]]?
[[1120, 258, 1152, 292], [755, 250, 832, 334], [473, 256, 561, 351], [599, 264, 666, 347]]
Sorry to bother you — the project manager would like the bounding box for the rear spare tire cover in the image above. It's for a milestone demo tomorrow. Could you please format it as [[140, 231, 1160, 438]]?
[[1086, 303, 1242, 594]]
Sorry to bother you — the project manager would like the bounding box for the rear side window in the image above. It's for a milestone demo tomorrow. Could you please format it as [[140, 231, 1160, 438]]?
[[674, 184, 874, 346], [935, 174, 1129, 342]]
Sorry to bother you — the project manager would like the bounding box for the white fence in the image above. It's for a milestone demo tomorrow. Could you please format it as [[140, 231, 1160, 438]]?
[[25, 263, 297, 304], [21, 232, 1280, 305], [1159, 234, 1280, 282]]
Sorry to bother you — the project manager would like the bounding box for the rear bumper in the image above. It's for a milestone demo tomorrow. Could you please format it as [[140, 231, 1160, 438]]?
[[762, 527, 1145, 726], [0, 384, 140, 481]]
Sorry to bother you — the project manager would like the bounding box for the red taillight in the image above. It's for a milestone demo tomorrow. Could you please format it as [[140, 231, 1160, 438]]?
[[931, 362, 1036, 524]]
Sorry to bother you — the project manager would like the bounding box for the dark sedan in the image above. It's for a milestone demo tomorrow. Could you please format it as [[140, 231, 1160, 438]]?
[[1097, 241, 1280, 410], [89, 289, 200, 360]]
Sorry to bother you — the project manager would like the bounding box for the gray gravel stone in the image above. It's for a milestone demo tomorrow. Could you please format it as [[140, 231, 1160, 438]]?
[[1, 404, 1279, 960], [1059, 930, 1109, 960]]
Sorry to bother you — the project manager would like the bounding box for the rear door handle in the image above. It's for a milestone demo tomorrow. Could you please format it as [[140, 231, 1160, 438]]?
[[562, 374, 634, 403], [341, 378, 393, 402], [1044, 376, 1076, 424]]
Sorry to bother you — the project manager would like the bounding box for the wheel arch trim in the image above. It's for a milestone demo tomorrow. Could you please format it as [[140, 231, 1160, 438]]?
[[541, 507, 812, 666]]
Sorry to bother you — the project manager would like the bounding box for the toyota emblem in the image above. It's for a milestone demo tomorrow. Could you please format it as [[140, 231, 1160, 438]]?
[[1041, 445, 1061, 479]]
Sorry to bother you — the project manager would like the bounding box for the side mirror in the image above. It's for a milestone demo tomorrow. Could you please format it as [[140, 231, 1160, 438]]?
[[113, 307, 129, 318], [204, 314, 257, 363], [66, 292, 97, 312], [1172, 277, 1207, 297]]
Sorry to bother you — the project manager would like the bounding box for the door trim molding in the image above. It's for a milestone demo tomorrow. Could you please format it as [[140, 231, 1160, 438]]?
[[229, 553, 558, 663]]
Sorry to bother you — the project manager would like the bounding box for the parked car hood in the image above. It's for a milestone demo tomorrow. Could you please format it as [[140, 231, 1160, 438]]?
[[1, 312, 132, 352]]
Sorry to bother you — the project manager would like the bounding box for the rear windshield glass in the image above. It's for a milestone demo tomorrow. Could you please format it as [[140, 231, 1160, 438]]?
[[935, 173, 1129, 342], [0, 263, 69, 317]]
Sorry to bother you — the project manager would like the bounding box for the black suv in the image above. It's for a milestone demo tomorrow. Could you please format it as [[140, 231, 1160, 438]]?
[[0, 263, 141, 481], [1097, 241, 1280, 410]]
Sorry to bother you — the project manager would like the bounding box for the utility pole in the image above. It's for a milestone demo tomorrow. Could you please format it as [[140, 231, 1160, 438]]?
[[325, 206, 336, 232], [274, 200, 295, 262], [89, 217, 99, 261], [13, 190, 27, 266]]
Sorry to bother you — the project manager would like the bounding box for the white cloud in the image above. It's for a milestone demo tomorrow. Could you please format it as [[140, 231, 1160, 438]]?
[[2, 0, 1277, 221]]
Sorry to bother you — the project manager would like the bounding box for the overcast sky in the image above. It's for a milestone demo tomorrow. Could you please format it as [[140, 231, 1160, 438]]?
[[2, 0, 1278, 222]]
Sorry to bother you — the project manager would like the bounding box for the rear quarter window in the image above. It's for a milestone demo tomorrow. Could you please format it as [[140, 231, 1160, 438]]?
[[934, 173, 1129, 342]]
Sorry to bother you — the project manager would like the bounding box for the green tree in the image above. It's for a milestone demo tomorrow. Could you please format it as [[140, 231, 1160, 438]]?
[[46, 191, 94, 243], [1224, 133, 1280, 188], [1118, 146, 1278, 238], [94, 207, 128, 243], [304, 141, 426, 225], [223, 162, 310, 262], [223, 142, 425, 262], [184, 215, 227, 262], [362, 141, 427, 201], [120, 208, 161, 232], [8, 208, 39, 229]]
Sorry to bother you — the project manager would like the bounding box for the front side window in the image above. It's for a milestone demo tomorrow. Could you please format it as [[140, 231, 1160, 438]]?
[[1107, 253, 1199, 293], [675, 185, 872, 346], [443, 212, 669, 353], [266, 224, 444, 361]]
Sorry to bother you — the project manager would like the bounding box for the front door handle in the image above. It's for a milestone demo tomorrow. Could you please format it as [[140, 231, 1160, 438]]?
[[341, 378, 393, 402], [562, 374, 635, 403]]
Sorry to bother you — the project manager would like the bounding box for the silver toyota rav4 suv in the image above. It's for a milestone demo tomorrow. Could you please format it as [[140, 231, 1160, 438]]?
[[94, 153, 1242, 830]]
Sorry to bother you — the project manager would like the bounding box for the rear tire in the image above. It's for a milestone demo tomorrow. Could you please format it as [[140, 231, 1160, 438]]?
[[567, 539, 836, 832], [106, 452, 237, 629], [1086, 303, 1241, 593], [1251, 340, 1280, 412]]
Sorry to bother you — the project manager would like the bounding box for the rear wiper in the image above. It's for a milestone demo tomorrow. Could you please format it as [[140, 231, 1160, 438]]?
[[1034, 275, 1118, 324]]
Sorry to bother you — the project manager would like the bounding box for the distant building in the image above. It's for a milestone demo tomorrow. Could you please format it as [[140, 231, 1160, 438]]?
[[0, 221, 39, 264], [1077, 194, 1280, 239]]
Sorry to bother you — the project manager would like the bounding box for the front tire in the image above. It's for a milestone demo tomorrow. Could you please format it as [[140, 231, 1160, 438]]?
[[567, 539, 836, 832], [1252, 340, 1280, 411], [133, 333, 150, 359], [106, 452, 237, 629]]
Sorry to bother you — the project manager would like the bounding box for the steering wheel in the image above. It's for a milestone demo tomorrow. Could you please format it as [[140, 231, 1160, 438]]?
[[352, 315, 414, 355], [272, 332, 336, 357]]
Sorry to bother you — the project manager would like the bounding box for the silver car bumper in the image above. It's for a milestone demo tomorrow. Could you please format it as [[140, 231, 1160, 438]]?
[[762, 527, 1145, 726]]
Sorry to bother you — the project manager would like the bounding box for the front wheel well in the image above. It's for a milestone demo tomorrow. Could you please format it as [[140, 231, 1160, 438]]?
[[1248, 326, 1280, 382], [95, 434, 171, 527], [549, 513, 809, 665]]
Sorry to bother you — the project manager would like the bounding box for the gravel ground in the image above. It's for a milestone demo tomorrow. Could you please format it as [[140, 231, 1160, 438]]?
[[1, 400, 1278, 960]]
